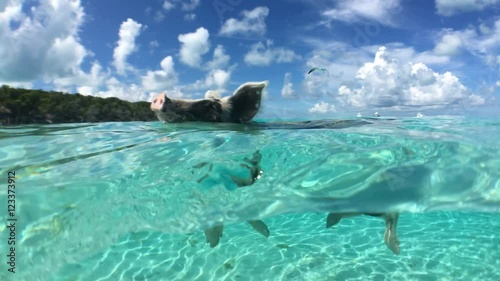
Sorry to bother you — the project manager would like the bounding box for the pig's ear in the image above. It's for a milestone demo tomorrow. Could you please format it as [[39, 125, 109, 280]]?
[[162, 93, 172, 102], [227, 81, 268, 123]]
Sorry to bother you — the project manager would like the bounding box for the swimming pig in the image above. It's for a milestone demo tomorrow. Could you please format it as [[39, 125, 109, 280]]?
[[150, 81, 269, 123], [326, 212, 400, 255]]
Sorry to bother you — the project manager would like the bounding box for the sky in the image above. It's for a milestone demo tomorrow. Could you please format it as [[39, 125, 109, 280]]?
[[0, 0, 499, 118]]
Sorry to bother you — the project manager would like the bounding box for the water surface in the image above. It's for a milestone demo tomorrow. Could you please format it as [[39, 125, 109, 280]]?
[[0, 116, 499, 280]]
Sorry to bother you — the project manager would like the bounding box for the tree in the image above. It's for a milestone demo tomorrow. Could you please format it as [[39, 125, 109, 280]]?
[[0, 86, 157, 125]]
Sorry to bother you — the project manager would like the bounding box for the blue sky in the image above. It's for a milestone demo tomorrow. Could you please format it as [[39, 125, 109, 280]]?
[[0, 0, 499, 118]]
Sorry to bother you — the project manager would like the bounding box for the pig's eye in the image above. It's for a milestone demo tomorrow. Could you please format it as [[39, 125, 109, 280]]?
[[153, 98, 157, 103]]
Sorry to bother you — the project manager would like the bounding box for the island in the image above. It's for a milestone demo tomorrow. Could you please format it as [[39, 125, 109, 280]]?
[[0, 85, 157, 125]]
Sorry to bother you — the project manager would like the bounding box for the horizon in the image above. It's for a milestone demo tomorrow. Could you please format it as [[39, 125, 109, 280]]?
[[1, 0, 499, 118]]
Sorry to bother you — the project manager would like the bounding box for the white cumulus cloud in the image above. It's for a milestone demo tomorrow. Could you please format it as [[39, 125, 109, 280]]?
[[157, 0, 199, 22], [300, 44, 362, 98], [435, 0, 500, 16], [204, 69, 231, 90], [182, 43, 235, 94], [149, 40, 159, 50], [186, 68, 233, 93], [0, 81, 33, 88], [281, 72, 297, 98], [0, 0, 88, 83], [336, 46, 484, 109], [309, 101, 336, 113], [176, 30, 233, 94], [219, 6, 269, 36], [433, 20, 500, 67], [375, 43, 452, 66], [181, 0, 200, 11], [141, 56, 178, 92], [113, 18, 143, 75], [154, 11, 165, 22], [55, 61, 108, 94], [434, 32, 464, 56], [162, 0, 175, 10], [244, 40, 301, 66], [162, 0, 200, 11], [184, 13, 196, 21], [298, 39, 456, 101], [322, 0, 402, 26], [206, 45, 230, 70], [85, 77, 157, 102], [178, 27, 210, 68]]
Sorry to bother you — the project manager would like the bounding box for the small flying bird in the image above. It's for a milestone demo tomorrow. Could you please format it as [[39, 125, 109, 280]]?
[[307, 67, 329, 75]]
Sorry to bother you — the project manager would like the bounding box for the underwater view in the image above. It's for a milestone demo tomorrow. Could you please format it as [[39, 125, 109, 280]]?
[[1, 117, 499, 281], [1, 0, 500, 280]]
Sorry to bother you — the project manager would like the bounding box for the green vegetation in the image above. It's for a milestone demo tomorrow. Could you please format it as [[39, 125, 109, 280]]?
[[0, 85, 157, 125]]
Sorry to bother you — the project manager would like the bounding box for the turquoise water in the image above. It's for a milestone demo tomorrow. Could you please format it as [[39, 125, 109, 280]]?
[[0, 116, 499, 281]]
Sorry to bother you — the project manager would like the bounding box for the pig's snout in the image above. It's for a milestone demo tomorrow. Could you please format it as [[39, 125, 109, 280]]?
[[151, 93, 166, 112]]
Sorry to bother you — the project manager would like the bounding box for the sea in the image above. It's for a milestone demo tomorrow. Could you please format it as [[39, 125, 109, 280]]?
[[0, 116, 499, 281]]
